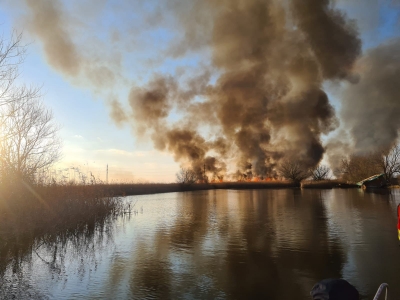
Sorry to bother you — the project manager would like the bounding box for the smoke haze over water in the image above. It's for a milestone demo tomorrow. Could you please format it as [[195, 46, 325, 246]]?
[[7, 0, 400, 178]]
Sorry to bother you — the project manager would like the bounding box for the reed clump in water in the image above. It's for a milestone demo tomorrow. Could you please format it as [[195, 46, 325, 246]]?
[[0, 173, 129, 242]]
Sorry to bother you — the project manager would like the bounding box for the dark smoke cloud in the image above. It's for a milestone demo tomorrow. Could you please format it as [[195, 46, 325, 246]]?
[[291, 0, 361, 79], [122, 0, 360, 177], [128, 75, 177, 137], [9, 0, 382, 179], [335, 0, 400, 40]]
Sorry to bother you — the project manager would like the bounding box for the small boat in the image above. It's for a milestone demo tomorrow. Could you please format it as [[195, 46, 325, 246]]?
[[356, 173, 387, 189]]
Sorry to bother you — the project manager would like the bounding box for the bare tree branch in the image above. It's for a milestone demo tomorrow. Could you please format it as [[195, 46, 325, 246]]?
[[278, 160, 310, 183], [373, 145, 400, 182], [337, 154, 381, 183], [311, 165, 331, 181], [0, 96, 61, 183], [176, 167, 198, 184], [0, 31, 28, 107]]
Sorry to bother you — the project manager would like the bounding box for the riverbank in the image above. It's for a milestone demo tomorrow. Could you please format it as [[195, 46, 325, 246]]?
[[107, 181, 298, 196], [105, 180, 358, 196], [300, 180, 358, 189]]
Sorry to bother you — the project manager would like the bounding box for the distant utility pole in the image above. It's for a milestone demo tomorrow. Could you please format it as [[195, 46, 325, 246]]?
[[204, 163, 206, 182], [106, 164, 108, 184]]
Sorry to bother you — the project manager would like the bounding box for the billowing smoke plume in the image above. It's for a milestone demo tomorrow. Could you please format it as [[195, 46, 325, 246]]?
[[114, 0, 360, 178], [19, 0, 400, 179]]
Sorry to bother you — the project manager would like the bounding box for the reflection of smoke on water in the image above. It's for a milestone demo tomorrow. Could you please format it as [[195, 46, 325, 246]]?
[[118, 190, 346, 299], [322, 189, 400, 297], [0, 214, 130, 299]]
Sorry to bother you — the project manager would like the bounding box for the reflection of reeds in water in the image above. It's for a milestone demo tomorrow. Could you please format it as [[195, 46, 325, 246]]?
[[0, 211, 131, 299]]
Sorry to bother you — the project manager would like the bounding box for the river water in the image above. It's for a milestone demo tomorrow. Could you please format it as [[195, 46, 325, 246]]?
[[1, 189, 400, 299]]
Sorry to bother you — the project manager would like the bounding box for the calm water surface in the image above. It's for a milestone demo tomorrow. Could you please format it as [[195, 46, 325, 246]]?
[[1, 189, 400, 299]]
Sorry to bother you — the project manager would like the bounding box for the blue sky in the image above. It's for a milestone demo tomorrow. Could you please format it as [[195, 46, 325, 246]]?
[[0, 0, 399, 182]]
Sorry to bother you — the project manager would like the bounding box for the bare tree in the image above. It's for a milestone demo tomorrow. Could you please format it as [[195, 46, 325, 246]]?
[[373, 145, 400, 182], [338, 154, 381, 183], [278, 160, 310, 183], [0, 32, 33, 107], [176, 167, 198, 184], [0, 96, 61, 182], [311, 165, 331, 181]]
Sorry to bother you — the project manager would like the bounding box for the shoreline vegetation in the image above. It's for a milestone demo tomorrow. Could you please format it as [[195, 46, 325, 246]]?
[[106, 180, 359, 196], [0, 179, 358, 238], [0, 177, 131, 272], [0, 178, 380, 272], [0, 179, 357, 243], [0, 178, 129, 247], [0, 175, 391, 256], [0, 179, 367, 232]]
